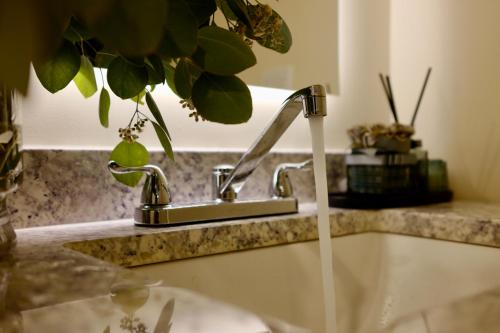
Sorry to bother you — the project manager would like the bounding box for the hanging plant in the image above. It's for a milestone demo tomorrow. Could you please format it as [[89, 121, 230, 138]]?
[[0, 0, 292, 187]]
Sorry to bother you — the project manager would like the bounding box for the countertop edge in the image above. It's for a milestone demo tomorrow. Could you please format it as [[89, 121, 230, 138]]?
[[13, 201, 500, 268]]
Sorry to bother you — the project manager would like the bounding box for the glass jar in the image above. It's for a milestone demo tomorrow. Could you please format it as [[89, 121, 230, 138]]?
[[0, 84, 22, 256]]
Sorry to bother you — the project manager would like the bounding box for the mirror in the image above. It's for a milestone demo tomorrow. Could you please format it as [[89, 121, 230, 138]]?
[[240, 0, 339, 93]]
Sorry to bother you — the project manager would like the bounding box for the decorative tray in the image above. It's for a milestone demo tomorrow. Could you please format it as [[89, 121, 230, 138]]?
[[328, 190, 453, 209]]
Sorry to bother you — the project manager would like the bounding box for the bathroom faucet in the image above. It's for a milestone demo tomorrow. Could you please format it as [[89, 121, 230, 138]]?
[[215, 85, 327, 200], [109, 85, 327, 226]]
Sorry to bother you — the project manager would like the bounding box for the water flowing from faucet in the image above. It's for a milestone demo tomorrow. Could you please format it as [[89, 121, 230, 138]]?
[[309, 116, 338, 333]]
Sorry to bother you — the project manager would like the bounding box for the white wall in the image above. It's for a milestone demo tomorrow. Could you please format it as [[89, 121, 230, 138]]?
[[21, 0, 390, 154], [390, 0, 500, 202], [332, 0, 391, 137], [22, 77, 312, 152], [241, 0, 339, 93]]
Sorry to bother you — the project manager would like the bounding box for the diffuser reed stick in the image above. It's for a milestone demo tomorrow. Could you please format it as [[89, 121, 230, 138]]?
[[411, 67, 432, 126], [385, 75, 399, 124], [379, 74, 399, 123], [379, 73, 389, 99]]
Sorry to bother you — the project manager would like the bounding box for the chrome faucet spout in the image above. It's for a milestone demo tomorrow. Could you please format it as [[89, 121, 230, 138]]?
[[108, 85, 328, 226], [218, 85, 327, 198]]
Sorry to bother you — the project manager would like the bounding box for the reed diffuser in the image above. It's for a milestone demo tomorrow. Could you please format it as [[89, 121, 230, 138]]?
[[330, 67, 452, 208], [345, 68, 435, 195], [0, 84, 22, 255]]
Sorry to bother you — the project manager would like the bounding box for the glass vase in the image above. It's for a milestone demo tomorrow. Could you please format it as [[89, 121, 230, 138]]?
[[0, 84, 22, 256]]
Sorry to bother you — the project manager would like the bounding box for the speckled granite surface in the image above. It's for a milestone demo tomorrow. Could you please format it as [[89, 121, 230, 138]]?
[[8, 150, 346, 228], [29, 201, 500, 268], [4, 201, 500, 332]]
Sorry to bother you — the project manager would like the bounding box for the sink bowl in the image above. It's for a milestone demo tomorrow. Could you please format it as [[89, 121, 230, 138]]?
[[132, 233, 500, 333]]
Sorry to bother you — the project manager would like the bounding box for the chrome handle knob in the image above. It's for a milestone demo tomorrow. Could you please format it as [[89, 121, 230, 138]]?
[[108, 161, 171, 205], [271, 160, 313, 198], [212, 164, 237, 201]]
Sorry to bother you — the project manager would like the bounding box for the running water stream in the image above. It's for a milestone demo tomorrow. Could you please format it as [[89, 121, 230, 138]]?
[[309, 116, 338, 333]]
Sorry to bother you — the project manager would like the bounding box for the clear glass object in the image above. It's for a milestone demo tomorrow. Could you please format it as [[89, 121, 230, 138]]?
[[0, 84, 22, 256], [427, 159, 449, 192]]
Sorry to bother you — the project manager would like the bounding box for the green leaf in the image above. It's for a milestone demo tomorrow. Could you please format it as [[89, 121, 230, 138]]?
[[163, 61, 179, 97], [216, 0, 238, 21], [33, 40, 81, 93], [109, 141, 149, 187], [83, 0, 167, 56], [226, 0, 252, 29], [63, 17, 92, 42], [146, 92, 171, 141], [247, 7, 292, 54], [145, 55, 165, 85], [99, 87, 110, 128], [123, 56, 145, 67], [152, 122, 174, 160], [73, 56, 98, 98], [107, 57, 148, 99], [0, 0, 71, 94], [194, 26, 256, 75], [94, 51, 116, 68], [131, 89, 146, 105], [159, 0, 198, 58], [186, 0, 217, 26], [174, 59, 202, 99], [192, 73, 252, 124]]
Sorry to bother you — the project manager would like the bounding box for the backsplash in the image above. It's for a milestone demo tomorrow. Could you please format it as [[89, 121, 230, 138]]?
[[8, 150, 346, 229]]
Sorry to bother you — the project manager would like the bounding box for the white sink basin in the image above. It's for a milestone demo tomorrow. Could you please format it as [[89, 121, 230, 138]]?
[[133, 233, 500, 333]]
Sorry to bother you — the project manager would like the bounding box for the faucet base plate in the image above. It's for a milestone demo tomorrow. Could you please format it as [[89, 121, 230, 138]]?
[[134, 197, 298, 227]]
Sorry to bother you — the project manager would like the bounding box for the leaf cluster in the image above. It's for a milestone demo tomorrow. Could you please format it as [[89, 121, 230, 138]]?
[[2, 0, 292, 187]]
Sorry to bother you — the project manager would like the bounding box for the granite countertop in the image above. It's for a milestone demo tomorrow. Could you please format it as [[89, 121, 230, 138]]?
[[58, 201, 500, 267], [4, 200, 500, 332]]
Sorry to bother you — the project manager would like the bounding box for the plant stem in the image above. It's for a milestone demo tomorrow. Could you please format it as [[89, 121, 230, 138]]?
[[95, 51, 117, 58], [127, 111, 138, 128], [99, 68, 105, 86], [137, 110, 152, 123]]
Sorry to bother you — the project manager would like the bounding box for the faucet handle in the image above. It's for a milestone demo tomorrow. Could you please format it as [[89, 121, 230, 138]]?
[[271, 160, 313, 198], [212, 164, 237, 201], [108, 161, 171, 205]]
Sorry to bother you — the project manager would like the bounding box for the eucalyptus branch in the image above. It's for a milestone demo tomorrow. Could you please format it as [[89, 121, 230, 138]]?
[[82, 40, 98, 54], [98, 68, 105, 86], [23, 1, 292, 187], [136, 110, 153, 123], [69, 25, 81, 37], [127, 110, 138, 128], [69, 26, 85, 52], [183, 57, 203, 72], [79, 39, 85, 56], [95, 52, 117, 58], [224, 16, 233, 29]]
